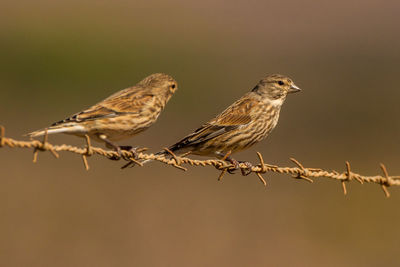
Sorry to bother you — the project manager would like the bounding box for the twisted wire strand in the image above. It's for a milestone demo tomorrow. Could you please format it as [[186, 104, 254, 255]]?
[[0, 125, 398, 197]]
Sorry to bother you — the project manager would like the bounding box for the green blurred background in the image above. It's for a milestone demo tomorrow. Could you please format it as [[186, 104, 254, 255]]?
[[1, 0, 400, 266]]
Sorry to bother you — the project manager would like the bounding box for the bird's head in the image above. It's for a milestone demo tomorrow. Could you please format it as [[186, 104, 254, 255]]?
[[252, 74, 301, 103], [139, 73, 178, 96]]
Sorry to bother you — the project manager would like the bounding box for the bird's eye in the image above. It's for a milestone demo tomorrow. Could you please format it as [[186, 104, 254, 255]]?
[[171, 84, 176, 89], [278, 80, 284, 86]]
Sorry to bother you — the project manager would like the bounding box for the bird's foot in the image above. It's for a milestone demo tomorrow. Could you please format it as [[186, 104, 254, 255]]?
[[109, 146, 122, 160], [120, 146, 149, 169], [100, 135, 123, 160], [226, 157, 240, 174], [239, 161, 253, 176], [225, 158, 253, 176]]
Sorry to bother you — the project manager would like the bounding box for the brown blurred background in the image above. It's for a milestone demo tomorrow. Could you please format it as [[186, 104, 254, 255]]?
[[1, 0, 400, 266]]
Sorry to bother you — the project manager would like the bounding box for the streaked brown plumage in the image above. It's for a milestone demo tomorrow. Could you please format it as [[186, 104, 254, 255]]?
[[27, 73, 178, 152], [148, 74, 300, 165]]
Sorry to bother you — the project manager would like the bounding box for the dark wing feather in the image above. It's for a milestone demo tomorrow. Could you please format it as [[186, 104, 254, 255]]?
[[168, 95, 255, 152], [52, 86, 154, 125]]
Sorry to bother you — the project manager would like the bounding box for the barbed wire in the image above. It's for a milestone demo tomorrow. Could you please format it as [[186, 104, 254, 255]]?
[[1, 125, 399, 197]]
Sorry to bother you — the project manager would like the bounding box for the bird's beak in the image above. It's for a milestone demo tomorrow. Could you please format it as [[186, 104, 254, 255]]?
[[288, 83, 301, 94]]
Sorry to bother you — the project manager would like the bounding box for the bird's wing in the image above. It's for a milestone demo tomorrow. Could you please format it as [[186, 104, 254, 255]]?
[[52, 86, 154, 125], [169, 95, 257, 150]]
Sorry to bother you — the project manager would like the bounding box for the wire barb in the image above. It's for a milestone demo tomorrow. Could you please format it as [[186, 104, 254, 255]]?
[[217, 151, 233, 181], [256, 172, 267, 187], [0, 126, 399, 197], [255, 152, 267, 187], [380, 163, 391, 198], [32, 129, 60, 163], [218, 168, 228, 181], [340, 161, 352, 195], [163, 147, 187, 171], [81, 135, 93, 171], [0, 125, 5, 147], [290, 158, 314, 183]]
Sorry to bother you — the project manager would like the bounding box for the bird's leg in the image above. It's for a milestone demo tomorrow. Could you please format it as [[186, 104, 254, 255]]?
[[225, 156, 240, 174], [216, 151, 238, 174], [219, 152, 240, 174], [217, 152, 253, 176], [98, 134, 122, 160]]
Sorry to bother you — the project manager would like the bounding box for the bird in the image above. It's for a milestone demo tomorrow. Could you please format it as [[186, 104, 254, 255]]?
[[27, 73, 178, 156], [136, 74, 301, 171]]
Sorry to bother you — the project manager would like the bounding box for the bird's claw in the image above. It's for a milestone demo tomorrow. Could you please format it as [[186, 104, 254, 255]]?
[[109, 146, 123, 160], [226, 158, 240, 174], [225, 158, 252, 175], [120, 146, 144, 169], [109, 146, 139, 161], [239, 161, 253, 176]]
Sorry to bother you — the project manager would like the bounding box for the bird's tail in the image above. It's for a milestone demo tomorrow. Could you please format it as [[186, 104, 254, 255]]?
[[26, 123, 86, 138]]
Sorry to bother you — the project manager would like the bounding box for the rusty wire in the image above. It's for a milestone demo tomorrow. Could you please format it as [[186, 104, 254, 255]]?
[[0, 125, 399, 197]]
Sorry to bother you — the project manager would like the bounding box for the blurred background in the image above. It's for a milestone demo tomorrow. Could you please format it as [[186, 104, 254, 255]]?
[[1, 0, 400, 266]]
